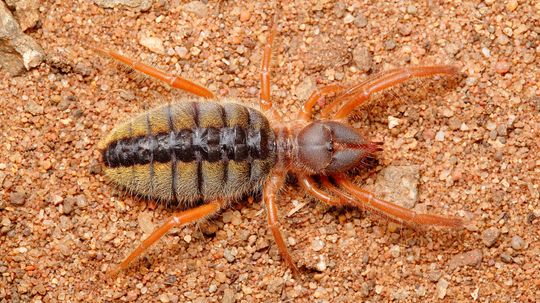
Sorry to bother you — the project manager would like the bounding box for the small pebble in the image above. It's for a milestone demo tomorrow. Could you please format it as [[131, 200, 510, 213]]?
[[495, 61, 511, 74], [384, 39, 396, 50], [398, 24, 412, 36], [9, 191, 26, 206], [137, 212, 155, 235], [223, 248, 236, 263], [496, 124, 507, 137], [448, 249, 483, 269], [222, 288, 235, 303], [448, 117, 462, 130], [437, 279, 449, 299], [311, 238, 325, 252], [393, 289, 409, 300], [239, 10, 251, 22], [316, 255, 327, 271], [389, 245, 401, 258], [435, 130, 445, 141], [496, 34, 510, 45], [190, 46, 201, 56], [139, 35, 165, 54], [481, 227, 500, 247], [406, 5, 417, 14], [343, 13, 354, 24], [175, 46, 189, 59], [182, 1, 208, 18], [159, 293, 170, 303], [500, 252, 513, 263], [352, 45, 372, 72], [511, 235, 526, 250], [63, 197, 74, 215], [355, 14, 368, 28], [388, 116, 400, 129], [442, 108, 454, 118], [481, 47, 491, 58], [506, 0, 518, 12]]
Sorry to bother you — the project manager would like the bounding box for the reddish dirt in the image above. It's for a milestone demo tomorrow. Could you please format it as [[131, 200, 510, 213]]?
[[1, 1, 538, 302]]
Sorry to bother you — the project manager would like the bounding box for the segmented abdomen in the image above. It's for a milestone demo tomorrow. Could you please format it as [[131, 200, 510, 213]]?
[[99, 101, 276, 205]]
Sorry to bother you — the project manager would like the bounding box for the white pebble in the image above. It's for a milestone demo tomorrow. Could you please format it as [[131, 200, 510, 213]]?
[[316, 255, 327, 271], [311, 238, 325, 252], [388, 116, 401, 129], [481, 47, 491, 58], [139, 35, 165, 54], [435, 130, 445, 141]]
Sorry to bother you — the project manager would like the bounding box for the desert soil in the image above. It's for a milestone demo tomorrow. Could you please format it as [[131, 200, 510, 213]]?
[[1, 0, 539, 302]]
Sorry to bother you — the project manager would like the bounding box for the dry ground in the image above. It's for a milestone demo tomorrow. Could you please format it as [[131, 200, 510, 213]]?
[[1, 0, 539, 302]]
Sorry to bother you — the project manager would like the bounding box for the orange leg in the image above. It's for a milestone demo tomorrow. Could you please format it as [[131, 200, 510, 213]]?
[[320, 176, 355, 203], [92, 47, 215, 99], [109, 201, 221, 276], [298, 175, 348, 206], [259, 17, 281, 118], [333, 174, 464, 228], [263, 173, 298, 274], [298, 84, 345, 121], [325, 66, 458, 119]]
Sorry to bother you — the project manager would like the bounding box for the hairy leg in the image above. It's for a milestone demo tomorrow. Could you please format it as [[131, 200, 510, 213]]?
[[298, 84, 345, 120], [92, 47, 214, 98], [109, 201, 221, 276], [263, 172, 298, 274], [332, 174, 464, 228], [323, 66, 458, 119], [260, 17, 277, 111], [298, 175, 348, 206]]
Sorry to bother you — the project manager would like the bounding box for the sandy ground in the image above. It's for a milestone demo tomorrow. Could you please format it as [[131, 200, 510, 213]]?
[[1, 0, 539, 302]]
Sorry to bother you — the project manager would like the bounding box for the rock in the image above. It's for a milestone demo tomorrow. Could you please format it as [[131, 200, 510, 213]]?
[[352, 45, 372, 73], [494, 61, 511, 74], [182, 1, 208, 18], [93, 0, 152, 11], [481, 227, 500, 247], [223, 248, 235, 263], [510, 235, 526, 250], [315, 255, 327, 271], [406, 4, 418, 14], [436, 278, 448, 299], [139, 34, 165, 54], [311, 238, 325, 252], [63, 197, 75, 215], [388, 116, 400, 129], [448, 249, 483, 270], [266, 277, 284, 293], [343, 13, 354, 24], [354, 14, 368, 28], [384, 39, 396, 50], [293, 77, 316, 101], [222, 287, 236, 303], [0, 1, 44, 75], [6, 0, 40, 31], [435, 130, 445, 141], [159, 293, 170, 303], [9, 191, 26, 206], [389, 245, 401, 257], [137, 211, 155, 235], [304, 35, 350, 72], [373, 165, 420, 209]]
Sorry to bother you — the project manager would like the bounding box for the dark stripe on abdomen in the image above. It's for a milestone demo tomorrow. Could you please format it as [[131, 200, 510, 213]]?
[[103, 125, 272, 168]]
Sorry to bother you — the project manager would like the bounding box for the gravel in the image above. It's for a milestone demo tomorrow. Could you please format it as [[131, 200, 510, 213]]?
[[481, 227, 500, 247], [448, 249, 483, 270], [352, 45, 372, 73], [1, 1, 538, 302]]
